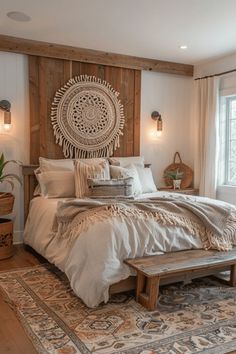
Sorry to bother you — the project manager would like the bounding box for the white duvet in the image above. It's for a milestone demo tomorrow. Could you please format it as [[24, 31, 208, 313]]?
[[24, 192, 228, 308]]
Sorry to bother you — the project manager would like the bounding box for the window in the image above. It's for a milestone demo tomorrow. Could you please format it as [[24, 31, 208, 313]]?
[[219, 95, 236, 185]]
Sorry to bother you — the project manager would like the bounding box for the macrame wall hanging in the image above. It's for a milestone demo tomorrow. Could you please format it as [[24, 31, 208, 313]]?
[[51, 75, 125, 158]]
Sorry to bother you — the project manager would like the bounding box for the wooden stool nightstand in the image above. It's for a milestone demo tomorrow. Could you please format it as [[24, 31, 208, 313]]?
[[158, 187, 199, 196]]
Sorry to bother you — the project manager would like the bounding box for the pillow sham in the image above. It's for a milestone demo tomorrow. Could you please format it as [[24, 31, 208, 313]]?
[[74, 159, 110, 198], [39, 157, 74, 172], [135, 166, 157, 193], [108, 156, 144, 168], [110, 164, 142, 195], [37, 171, 75, 198]]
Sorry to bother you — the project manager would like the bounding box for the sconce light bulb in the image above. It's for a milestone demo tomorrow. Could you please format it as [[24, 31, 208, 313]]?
[[4, 123, 11, 131]]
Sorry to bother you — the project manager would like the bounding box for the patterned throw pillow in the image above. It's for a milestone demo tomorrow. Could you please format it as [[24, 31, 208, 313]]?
[[74, 159, 110, 198]]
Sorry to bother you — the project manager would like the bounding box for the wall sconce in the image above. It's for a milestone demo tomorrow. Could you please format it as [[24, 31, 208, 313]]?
[[0, 100, 11, 131], [151, 111, 162, 137]]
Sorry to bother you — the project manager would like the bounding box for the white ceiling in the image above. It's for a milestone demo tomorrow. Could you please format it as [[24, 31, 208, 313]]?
[[0, 0, 236, 65]]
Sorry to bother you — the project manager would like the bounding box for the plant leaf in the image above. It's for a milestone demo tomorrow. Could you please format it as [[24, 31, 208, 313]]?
[[0, 153, 4, 166]]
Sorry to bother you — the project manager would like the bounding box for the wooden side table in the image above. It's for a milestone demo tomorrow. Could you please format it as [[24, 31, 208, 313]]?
[[0, 218, 13, 260], [158, 187, 199, 196]]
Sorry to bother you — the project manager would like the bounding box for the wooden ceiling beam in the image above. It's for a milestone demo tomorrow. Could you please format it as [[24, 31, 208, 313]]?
[[0, 34, 193, 76]]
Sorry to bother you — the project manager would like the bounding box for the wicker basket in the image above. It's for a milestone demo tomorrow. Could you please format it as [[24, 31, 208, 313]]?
[[0, 193, 15, 216], [164, 152, 193, 189], [0, 218, 13, 260]]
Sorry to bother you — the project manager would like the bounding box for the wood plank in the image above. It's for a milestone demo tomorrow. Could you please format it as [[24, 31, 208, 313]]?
[[133, 71, 141, 156], [39, 57, 71, 159], [125, 249, 236, 277], [105, 66, 136, 157], [29, 56, 40, 164], [0, 34, 194, 76]]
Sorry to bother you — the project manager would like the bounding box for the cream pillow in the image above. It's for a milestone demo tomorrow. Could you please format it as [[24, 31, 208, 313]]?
[[110, 164, 142, 195], [78, 158, 110, 179], [135, 166, 157, 193], [39, 157, 74, 172], [74, 159, 110, 198], [37, 171, 75, 198], [109, 156, 144, 168]]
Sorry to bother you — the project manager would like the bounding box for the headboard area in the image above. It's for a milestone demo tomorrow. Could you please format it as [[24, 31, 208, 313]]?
[[29, 56, 141, 164], [24, 56, 141, 221]]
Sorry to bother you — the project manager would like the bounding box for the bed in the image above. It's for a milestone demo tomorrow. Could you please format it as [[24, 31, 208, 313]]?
[[23, 164, 236, 308]]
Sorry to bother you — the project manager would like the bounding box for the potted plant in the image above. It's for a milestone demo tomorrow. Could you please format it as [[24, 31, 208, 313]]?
[[0, 153, 22, 215], [164, 169, 184, 190]]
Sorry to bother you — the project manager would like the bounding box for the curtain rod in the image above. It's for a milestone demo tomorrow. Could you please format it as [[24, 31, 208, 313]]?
[[194, 68, 236, 81]]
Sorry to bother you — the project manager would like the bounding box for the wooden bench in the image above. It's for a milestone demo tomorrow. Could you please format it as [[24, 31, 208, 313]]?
[[124, 249, 236, 311]]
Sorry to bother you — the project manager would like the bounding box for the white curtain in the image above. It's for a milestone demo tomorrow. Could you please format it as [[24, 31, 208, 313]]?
[[193, 76, 220, 198]]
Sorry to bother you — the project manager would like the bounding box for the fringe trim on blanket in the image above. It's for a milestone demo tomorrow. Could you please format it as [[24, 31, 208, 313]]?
[[53, 204, 236, 251], [205, 208, 236, 251]]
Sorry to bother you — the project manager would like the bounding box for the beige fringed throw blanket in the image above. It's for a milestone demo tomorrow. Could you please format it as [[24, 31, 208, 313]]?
[[52, 197, 236, 251]]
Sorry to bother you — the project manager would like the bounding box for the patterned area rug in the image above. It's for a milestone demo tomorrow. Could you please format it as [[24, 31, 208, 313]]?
[[1, 265, 236, 354]]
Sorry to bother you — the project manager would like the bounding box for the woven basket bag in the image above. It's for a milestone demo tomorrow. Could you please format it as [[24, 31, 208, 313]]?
[[164, 152, 193, 189]]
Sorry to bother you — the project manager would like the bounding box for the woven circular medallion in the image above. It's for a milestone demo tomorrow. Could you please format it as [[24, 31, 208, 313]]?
[[51, 75, 125, 158]]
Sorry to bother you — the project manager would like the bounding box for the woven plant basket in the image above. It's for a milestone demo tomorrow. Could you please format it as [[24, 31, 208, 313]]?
[[0, 219, 13, 260], [164, 152, 193, 189], [0, 193, 15, 216]]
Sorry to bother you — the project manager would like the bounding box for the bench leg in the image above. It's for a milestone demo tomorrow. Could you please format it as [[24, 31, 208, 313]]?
[[136, 274, 160, 311], [230, 264, 236, 286]]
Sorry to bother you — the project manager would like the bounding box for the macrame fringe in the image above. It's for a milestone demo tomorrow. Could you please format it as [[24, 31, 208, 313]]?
[[51, 75, 125, 158], [53, 204, 236, 251]]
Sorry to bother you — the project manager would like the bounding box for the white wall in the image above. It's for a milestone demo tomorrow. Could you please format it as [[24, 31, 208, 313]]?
[[0, 52, 29, 243], [195, 53, 236, 205], [141, 71, 193, 187]]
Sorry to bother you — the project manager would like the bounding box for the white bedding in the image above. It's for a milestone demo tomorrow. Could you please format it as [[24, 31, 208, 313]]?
[[23, 191, 210, 307]]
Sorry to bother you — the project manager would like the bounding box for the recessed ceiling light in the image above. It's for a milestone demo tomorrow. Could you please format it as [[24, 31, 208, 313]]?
[[179, 45, 188, 50], [7, 11, 31, 22]]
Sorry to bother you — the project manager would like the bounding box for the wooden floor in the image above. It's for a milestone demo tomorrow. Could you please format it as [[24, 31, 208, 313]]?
[[0, 244, 45, 354], [0, 245, 236, 354]]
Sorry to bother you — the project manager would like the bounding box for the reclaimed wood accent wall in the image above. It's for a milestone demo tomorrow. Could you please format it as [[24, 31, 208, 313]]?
[[29, 56, 141, 164]]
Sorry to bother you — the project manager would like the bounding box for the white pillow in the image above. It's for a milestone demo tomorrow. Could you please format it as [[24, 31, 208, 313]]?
[[109, 156, 144, 168], [37, 171, 75, 198], [135, 166, 157, 193], [39, 157, 74, 172], [110, 164, 142, 195], [74, 159, 110, 198]]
